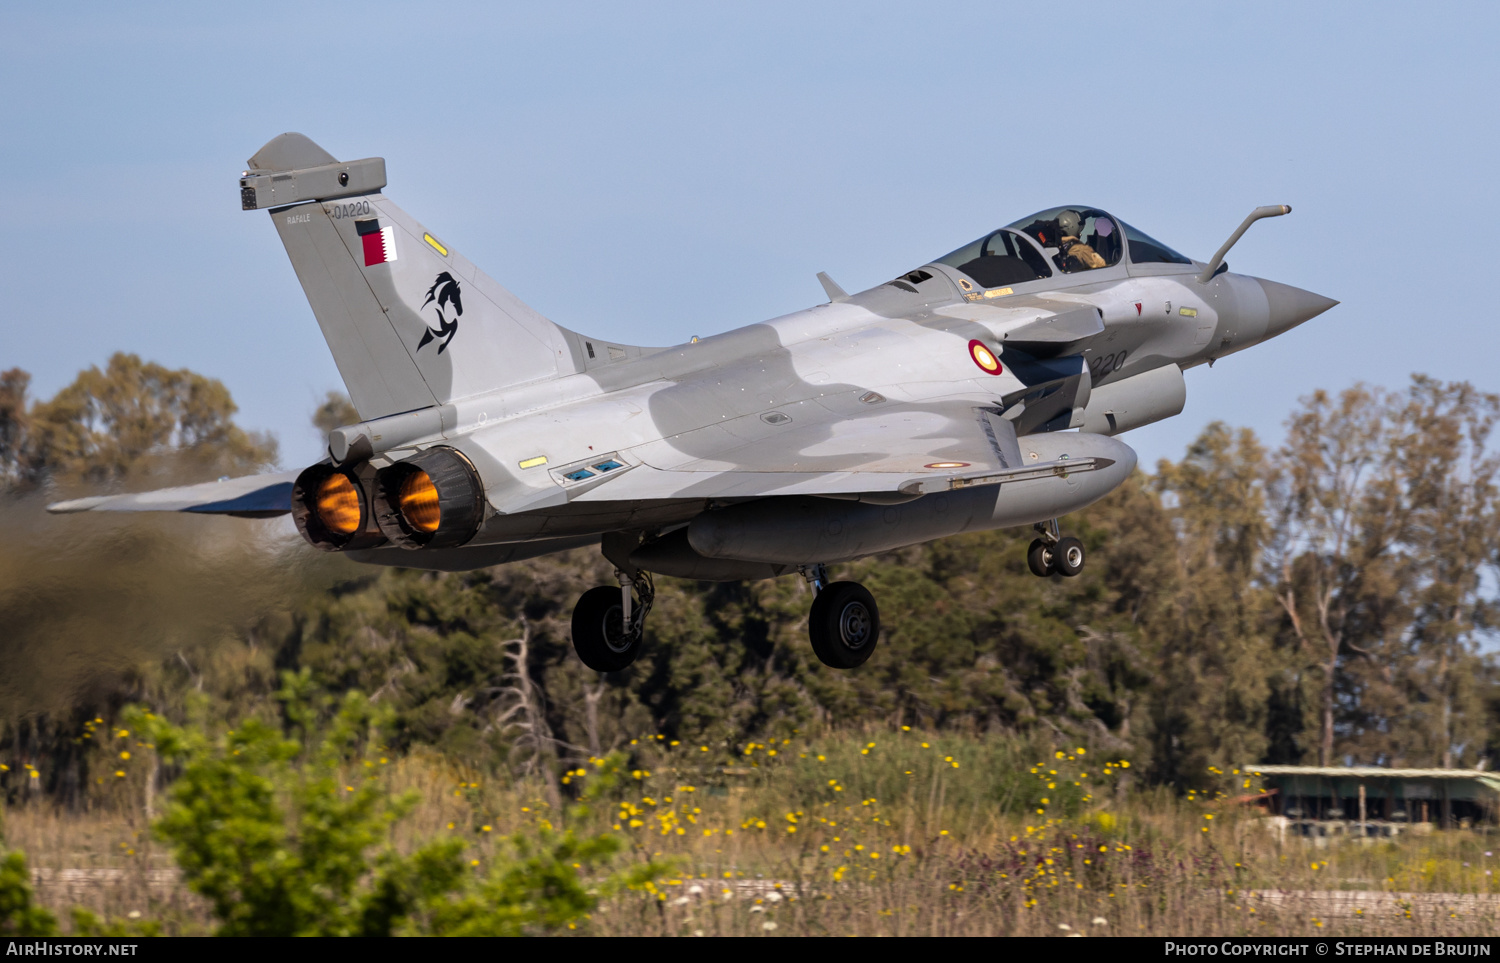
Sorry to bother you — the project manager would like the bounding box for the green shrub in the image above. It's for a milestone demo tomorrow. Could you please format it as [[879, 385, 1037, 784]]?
[[0, 850, 57, 937], [132, 672, 661, 936]]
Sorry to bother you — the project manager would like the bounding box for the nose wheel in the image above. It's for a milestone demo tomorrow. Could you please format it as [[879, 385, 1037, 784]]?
[[570, 571, 654, 672], [1026, 520, 1085, 578], [801, 565, 880, 668]]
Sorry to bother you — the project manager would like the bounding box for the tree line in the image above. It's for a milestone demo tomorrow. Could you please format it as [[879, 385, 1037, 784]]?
[[0, 353, 1496, 804]]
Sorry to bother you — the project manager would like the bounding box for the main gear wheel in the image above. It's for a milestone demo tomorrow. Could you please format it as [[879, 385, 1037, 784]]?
[[808, 581, 880, 669]]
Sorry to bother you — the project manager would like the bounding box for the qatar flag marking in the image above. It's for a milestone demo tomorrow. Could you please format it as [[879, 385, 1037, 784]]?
[[355, 218, 398, 266]]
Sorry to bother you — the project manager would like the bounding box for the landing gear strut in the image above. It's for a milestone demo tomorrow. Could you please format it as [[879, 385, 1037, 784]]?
[[570, 570, 654, 672], [1026, 519, 1085, 578], [801, 564, 880, 669]]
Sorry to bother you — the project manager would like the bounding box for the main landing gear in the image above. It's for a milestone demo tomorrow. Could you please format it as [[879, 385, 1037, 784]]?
[[567, 564, 882, 672], [571, 570, 655, 672], [800, 564, 880, 669], [569, 521, 1069, 671], [1026, 519, 1085, 578]]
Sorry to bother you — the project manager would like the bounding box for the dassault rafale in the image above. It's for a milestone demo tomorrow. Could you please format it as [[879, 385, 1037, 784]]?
[[50, 134, 1336, 672]]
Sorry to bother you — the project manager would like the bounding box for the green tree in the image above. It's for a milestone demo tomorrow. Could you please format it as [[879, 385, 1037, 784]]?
[[1149, 423, 1277, 784], [312, 390, 359, 441], [0, 369, 31, 490], [1371, 378, 1499, 768], [1266, 385, 1402, 766], [27, 352, 276, 489], [1266, 378, 1500, 768]]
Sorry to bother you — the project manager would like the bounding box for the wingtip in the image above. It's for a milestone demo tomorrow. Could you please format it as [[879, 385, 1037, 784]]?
[[46, 496, 111, 514]]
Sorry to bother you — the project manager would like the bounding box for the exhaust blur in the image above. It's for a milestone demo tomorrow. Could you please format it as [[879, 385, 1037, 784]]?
[[0, 494, 351, 718]]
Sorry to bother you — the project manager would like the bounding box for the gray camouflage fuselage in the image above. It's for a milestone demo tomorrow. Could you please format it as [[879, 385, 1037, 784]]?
[[335, 221, 1331, 575], [49, 134, 1336, 587]]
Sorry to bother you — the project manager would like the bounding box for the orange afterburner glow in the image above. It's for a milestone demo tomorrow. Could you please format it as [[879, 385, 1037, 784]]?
[[968, 339, 1002, 375], [315, 473, 362, 535], [399, 470, 442, 532]]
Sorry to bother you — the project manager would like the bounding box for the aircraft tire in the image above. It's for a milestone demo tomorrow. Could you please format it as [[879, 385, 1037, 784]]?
[[1026, 539, 1054, 578], [808, 581, 880, 669], [1053, 537, 1085, 577], [571, 585, 643, 672]]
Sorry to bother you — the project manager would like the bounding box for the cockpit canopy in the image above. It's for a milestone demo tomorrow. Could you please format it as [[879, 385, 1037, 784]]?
[[933, 207, 1192, 293]]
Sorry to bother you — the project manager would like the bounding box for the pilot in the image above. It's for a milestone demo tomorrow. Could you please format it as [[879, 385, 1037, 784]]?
[[1056, 209, 1106, 271]]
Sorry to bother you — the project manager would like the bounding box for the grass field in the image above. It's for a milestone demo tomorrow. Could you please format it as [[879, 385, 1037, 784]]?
[[6, 727, 1500, 936]]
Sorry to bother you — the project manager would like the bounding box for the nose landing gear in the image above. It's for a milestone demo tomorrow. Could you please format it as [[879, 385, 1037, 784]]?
[[570, 570, 655, 672], [1026, 519, 1085, 578], [801, 564, 880, 669]]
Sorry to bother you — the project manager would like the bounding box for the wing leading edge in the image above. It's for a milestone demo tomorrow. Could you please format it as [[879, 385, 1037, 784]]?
[[46, 471, 297, 519]]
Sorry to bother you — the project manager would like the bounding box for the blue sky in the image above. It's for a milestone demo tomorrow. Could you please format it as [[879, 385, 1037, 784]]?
[[3, 1, 1496, 472]]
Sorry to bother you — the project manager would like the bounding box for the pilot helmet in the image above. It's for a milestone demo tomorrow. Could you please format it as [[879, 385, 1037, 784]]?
[[1057, 209, 1084, 239]]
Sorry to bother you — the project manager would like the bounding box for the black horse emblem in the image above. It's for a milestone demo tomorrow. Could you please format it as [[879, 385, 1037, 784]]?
[[417, 272, 463, 354]]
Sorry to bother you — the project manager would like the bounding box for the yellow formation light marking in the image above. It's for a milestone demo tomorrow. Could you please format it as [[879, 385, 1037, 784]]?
[[925, 461, 970, 470], [519, 455, 548, 470], [967, 339, 1002, 375], [983, 287, 1013, 299], [398, 470, 441, 533], [423, 233, 449, 256], [1178, 306, 1198, 317], [315, 473, 362, 535]]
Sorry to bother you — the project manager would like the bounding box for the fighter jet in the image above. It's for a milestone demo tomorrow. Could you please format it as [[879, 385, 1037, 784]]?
[[49, 133, 1336, 672]]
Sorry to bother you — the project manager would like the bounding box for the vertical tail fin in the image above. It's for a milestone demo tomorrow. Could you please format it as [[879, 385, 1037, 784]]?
[[242, 133, 584, 421]]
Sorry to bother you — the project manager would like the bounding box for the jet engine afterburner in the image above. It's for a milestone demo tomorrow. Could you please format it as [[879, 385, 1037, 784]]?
[[373, 446, 485, 549], [291, 462, 386, 551]]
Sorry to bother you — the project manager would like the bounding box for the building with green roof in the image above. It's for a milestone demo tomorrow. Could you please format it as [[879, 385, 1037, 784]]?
[[1248, 766, 1500, 831]]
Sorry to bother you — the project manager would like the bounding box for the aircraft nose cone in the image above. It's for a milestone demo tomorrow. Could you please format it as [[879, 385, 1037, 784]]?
[[1258, 278, 1338, 337]]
